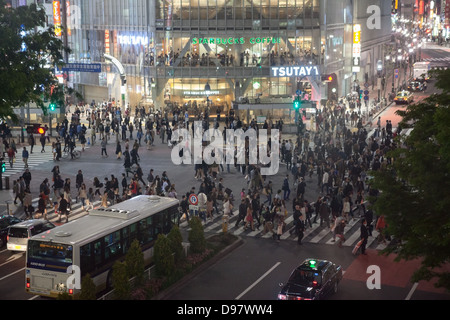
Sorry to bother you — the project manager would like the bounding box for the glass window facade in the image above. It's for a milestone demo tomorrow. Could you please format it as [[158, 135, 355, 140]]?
[[63, 0, 381, 123]]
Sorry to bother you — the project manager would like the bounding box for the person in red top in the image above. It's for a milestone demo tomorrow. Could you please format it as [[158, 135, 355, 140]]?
[[129, 178, 138, 196], [376, 215, 388, 244], [7, 147, 15, 168]]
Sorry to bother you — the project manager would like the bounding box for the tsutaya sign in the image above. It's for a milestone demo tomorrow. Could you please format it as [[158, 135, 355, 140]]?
[[270, 66, 320, 77], [118, 34, 149, 46]]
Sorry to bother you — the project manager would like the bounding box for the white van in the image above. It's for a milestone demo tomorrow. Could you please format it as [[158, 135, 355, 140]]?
[[7, 220, 55, 252]]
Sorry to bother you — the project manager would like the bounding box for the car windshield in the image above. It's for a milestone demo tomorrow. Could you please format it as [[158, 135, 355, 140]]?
[[288, 268, 322, 287], [397, 92, 409, 97], [8, 227, 28, 238]]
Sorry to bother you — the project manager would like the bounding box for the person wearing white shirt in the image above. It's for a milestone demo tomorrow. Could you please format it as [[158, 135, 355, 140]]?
[[322, 170, 330, 194]]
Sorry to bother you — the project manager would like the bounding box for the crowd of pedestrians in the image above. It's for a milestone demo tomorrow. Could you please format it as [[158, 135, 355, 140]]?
[[5, 95, 392, 252]]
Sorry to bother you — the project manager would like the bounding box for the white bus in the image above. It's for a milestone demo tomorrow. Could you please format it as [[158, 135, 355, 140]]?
[[25, 195, 180, 298]]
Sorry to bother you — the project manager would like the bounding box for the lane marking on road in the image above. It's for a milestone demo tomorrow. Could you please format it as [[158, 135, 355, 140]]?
[[0, 267, 25, 282], [0, 253, 24, 268], [405, 282, 419, 300], [235, 262, 281, 300]]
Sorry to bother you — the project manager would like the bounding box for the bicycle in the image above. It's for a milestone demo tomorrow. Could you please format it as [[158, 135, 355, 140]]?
[[62, 150, 81, 160]]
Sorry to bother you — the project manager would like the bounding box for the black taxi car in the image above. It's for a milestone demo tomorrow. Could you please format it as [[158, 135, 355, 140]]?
[[278, 259, 343, 300]]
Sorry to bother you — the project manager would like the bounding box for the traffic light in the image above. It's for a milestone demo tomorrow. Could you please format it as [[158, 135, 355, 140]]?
[[26, 124, 46, 135], [36, 127, 46, 135], [49, 103, 56, 112], [1, 160, 5, 173], [321, 74, 334, 82], [293, 95, 302, 111]]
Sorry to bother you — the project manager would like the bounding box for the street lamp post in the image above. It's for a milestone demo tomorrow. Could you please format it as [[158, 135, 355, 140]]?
[[397, 54, 403, 90], [392, 56, 396, 94]]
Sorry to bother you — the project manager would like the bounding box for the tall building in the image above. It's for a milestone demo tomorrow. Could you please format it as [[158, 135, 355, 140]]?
[[41, 0, 391, 123]]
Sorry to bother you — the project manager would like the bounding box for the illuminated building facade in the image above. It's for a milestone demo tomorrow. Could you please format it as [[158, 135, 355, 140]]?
[[36, 1, 391, 122]]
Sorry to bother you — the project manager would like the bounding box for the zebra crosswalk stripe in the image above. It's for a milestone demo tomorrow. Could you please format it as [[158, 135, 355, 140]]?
[[18, 198, 102, 223], [2, 150, 54, 177], [180, 211, 389, 249]]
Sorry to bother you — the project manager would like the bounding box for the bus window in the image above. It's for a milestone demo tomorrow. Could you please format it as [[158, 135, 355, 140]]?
[[122, 223, 138, 252], [161, 207, 177, 233], [154, 215, 163, 238], [138, 217, 154, 245], [94, 240, 103, 267], [104, 231, 121, 261], [80, 242, 94, 275]]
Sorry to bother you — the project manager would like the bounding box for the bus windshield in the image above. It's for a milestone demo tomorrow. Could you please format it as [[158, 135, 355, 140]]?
[[27, 240, 73, 272]]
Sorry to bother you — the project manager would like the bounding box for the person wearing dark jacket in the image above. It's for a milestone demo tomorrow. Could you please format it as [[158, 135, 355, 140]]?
[[360, 218, 369, 255], [319, 198, 331, 228], [180, 195, 189, 223], [364, 209, 373, 236], [58, 196, 69, 223], [235, 198, 247, 227]]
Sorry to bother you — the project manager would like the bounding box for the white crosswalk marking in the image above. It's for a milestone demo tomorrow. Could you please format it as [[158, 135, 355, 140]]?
[[2, 147, 54, 178], [17, 198, 102, 224], [422, 57, 450, 62], [179, 209, 390, 250]]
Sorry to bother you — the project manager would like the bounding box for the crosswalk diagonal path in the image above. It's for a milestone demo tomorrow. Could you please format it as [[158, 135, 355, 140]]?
[[180, 210, 389, 251], [16, 197, 389, 251], [366, 126, 413, 142], [2, 146, 54, 178], [16, 197, 102, 226], [422, 57, 450, 62]]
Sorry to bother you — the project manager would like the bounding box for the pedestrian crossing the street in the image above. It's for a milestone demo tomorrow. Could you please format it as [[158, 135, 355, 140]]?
[[179, 209, 389, 251], [16, 197, 102, 225], [366, 127, 413, 142], [14, 196, 388, 250], [2, 147, 54, 178]]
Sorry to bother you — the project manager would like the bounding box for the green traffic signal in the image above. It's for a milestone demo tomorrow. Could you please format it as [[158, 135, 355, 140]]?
[[49, 103, 56, 111], [1, 162, 5, 173], [293, 100, 301, 110]]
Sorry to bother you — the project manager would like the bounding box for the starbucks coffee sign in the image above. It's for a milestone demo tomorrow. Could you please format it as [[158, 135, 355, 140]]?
[[270, 66, 320, 77], [192, 37, 281, 45]]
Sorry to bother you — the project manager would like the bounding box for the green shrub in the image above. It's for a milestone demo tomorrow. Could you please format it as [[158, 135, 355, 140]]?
[[167, 225, 184, 263], [188, 216, 206, 254], [112, 261, 130, 300], [79, 274, 97, 300], [126, 239, 145, 284], [153, 234, 175, 277]]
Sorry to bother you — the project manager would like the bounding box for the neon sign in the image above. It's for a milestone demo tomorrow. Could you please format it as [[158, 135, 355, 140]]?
[[353, 24, 361, 72], [53, 1, 61, 37], [192, 37, 281, 45], [270, 66, 320, 77], [117, 35, 149, 46]]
